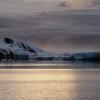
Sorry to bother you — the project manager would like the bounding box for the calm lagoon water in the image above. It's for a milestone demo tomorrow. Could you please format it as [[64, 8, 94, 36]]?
[[0, 63, 100, 100]]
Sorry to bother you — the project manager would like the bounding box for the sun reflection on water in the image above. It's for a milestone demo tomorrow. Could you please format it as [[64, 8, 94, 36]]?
[[0, 69, 77, 81]]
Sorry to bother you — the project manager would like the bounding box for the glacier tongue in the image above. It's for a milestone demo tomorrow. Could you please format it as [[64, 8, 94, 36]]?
[[0, 38, 44, 59]]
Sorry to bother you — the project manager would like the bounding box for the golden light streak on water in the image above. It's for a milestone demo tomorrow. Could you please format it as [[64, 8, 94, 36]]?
[[0, 69, 77, 81], [0, 69, 100, 100]]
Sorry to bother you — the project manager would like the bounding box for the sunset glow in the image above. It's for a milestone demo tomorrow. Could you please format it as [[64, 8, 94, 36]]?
[[68, 0, 91, 8]]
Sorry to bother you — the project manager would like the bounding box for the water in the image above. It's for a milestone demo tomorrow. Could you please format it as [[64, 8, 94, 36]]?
[[0, 60, 100, 69], [0, 66, 100, 100]]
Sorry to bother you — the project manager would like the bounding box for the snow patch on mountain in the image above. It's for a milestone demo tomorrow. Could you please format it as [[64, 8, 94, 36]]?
[[0, 38, 44, 59]]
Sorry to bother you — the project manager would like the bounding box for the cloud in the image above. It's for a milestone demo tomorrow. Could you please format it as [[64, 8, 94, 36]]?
[[0, 0, 100, 15], [0, 0, 100, 52], [59, 1, 70, 7], [0, 0, 63, 15], [59, 0, 100, 9], [0, 10, 100, 52]]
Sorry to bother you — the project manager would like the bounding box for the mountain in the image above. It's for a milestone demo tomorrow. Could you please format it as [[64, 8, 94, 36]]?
[[0, 37, 100, 62], [64, 52, 100, 62], [0, 37, 44, 59]]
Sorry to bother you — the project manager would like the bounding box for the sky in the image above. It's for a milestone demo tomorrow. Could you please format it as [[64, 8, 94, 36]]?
[[0, 0, 100, 52]]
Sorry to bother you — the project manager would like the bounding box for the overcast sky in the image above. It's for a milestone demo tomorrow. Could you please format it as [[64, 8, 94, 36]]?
[[0, 0, 100, 52], [0, 0, 100, 14]]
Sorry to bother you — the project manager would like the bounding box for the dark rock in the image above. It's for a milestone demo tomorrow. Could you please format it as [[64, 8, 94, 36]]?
[[4, 38, 14, 44]]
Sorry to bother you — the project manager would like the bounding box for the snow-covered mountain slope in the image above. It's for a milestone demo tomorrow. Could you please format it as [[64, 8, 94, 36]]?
[[0, 37, 100, 62], [0, 38, 44, 59]]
